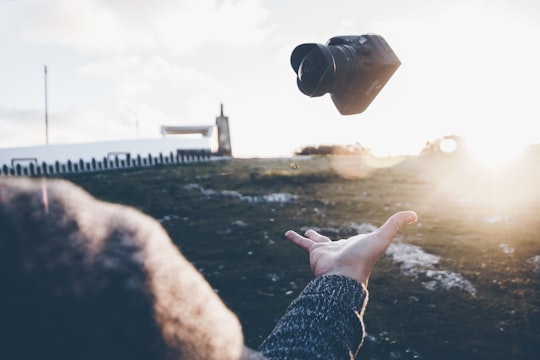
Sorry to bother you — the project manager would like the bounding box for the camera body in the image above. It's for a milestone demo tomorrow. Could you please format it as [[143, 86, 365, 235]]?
[[291, 34, 401, 115]]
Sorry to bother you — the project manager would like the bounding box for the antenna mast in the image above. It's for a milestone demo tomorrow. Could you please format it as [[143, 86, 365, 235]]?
[[44, 65, 49, 145]]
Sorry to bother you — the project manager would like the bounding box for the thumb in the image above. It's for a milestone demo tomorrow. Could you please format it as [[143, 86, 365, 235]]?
[[378, 211, 417, 241]]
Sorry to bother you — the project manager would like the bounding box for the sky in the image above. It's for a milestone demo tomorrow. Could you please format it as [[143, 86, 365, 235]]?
[[1, 0, 539, 158]]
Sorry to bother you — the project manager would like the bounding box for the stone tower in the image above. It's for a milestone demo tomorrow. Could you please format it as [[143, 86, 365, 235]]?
[[216, 103, 232, 156]]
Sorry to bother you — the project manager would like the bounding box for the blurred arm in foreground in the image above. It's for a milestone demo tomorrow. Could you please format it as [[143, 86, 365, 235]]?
[[0, 177, 415, 360], [0, 177, 249, 360], [259, 211, 417, 360]]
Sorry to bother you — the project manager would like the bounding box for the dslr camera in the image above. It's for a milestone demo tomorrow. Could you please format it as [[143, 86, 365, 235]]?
[[291, 34, 400, 115]]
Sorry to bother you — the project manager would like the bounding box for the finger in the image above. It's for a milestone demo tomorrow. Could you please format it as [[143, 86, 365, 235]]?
[[378, 211, 417, 241], [285, 230, 313, 252], [303, 229, 331, 243]]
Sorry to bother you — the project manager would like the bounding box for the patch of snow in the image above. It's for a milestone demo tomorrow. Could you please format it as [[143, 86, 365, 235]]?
[[266, 273, 280, 282], [423, 270, 477, 296], [232, 220, 248, 228], [526, 255, 540, 273], [385, 242, 440, 278], [499, 243, 515, 255], [184, 183, 297, 203], [385, 241, 477, 296], [255, 193, 298, 203], [157, 214, 179, 223]]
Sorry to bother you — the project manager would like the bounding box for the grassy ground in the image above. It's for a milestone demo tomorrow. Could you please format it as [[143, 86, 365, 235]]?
[[63, 151, 540, 359]]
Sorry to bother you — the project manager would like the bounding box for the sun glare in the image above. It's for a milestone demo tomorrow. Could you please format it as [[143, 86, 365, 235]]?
[[439, 138, 458, 154], [464, 136, 525, 169]]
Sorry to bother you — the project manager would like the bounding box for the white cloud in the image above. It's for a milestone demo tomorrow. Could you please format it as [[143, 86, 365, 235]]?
[[0, 106, 131, 147], [20, 0, 271, 54], [79, 55, 231, 122], [21, 0, 144, 53], [3, 0, 540, 157], [0, 108, 46, 148]]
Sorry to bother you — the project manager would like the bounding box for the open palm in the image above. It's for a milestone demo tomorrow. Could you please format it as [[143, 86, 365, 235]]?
[[285, 211, 417, 287]]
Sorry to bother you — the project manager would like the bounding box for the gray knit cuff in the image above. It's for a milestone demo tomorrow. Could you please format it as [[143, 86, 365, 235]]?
[[259, 274, 369, 360], [300, 274, 368, 312]]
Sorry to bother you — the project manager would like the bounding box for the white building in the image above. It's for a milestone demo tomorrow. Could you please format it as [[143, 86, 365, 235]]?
[[0, 105, 232, 176]]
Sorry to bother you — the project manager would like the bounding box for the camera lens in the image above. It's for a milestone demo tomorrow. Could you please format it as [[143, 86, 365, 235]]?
[[291, 44, 334, 97], [297, 48, 333, 97]]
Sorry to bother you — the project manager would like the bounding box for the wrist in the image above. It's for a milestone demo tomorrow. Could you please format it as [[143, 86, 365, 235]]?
[[325, 267, 369, 288]]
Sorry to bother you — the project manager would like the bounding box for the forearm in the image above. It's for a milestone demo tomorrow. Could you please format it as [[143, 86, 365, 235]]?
[[259, 274, 368, 360]]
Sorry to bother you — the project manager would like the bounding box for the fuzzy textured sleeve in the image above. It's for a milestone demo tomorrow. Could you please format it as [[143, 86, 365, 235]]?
[[258, 274, 368, 360]]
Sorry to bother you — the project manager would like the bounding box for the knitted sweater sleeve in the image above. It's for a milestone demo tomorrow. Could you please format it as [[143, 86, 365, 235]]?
[[258, 274, 368, 360]]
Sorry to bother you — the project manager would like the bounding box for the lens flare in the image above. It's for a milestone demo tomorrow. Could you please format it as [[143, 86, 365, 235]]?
[[439, 138, 458, 153], [465, 136, 525, 169]]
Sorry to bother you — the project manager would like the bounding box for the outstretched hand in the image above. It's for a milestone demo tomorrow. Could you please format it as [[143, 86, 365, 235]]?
[[285, 211, 417, 287]]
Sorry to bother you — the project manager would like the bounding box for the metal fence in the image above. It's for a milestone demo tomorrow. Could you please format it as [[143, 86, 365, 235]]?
[[0, 149, 212, 177]]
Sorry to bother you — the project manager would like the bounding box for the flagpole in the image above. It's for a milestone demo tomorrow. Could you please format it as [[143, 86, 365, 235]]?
[[44, 65, 49, 145]]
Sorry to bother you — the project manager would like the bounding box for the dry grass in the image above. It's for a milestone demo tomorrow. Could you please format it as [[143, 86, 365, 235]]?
[[65, 150, 540, 360]]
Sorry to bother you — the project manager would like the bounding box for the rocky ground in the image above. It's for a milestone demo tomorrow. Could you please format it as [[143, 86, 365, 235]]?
[[66, 150, 540, 359]]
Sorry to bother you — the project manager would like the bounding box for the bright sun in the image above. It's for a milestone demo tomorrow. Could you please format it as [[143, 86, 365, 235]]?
[[464, 135, 525, 169]]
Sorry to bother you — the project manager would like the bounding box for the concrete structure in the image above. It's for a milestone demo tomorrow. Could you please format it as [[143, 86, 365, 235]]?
[[160, 125, 214, 138], [215, 104, 232, 156], [0, 137, 212, 176], [0, 104, 233, 177], [1, 137, 210, 166]]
